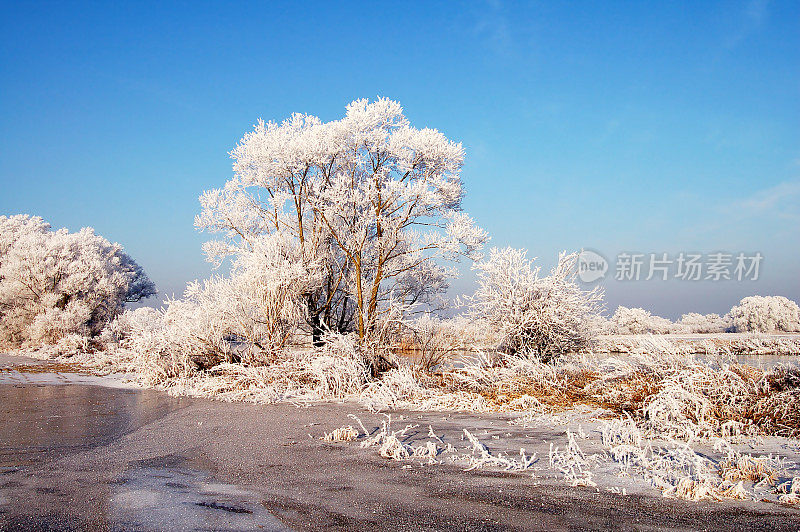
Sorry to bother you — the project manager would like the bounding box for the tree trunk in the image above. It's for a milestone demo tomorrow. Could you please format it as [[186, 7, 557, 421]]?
[[306, 294, 325, 347]]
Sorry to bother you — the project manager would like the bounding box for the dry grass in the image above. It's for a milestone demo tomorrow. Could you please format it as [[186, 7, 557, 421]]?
[[0, 362, 90, 374], [385, 343, 800, 441], [719, 452, 778, 485], [323, 425, 359, 442]]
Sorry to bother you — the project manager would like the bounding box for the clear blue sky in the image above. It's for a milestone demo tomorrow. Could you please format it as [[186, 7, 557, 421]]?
[[1, 1, 798, 318]]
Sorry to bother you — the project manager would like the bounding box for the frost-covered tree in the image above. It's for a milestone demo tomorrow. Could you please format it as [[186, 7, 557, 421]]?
[[468, 248, 604, 361], [609, 306, 673, 335], [728, 296, 800, 333], [676, 312, 729, 334], [197, 98, 487, 343], [0, 214, 156, 347]]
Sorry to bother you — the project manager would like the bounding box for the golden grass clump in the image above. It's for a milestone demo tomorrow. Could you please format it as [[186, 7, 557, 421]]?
[[323, 425, 359, 442], [719, 452, 778, 485]]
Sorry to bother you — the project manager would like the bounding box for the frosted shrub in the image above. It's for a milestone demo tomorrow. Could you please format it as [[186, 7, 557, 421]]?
[[126, 232, 319, 372], [728, 296, 800, 333], [468, 248, 603, 361], [609, 306, 672, 335], [119, 330, 371, 401], [0, 214, 155, 349], [100, 306, 163, 345], [641, 363, 759, 441], [587, 313, 613, 335], [27, 301, 92, 345], [676, 313, 729, 334], [404, 315, 473, 371]]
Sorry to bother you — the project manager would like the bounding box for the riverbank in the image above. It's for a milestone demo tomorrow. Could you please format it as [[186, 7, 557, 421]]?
[[596, 333, 800, 357]]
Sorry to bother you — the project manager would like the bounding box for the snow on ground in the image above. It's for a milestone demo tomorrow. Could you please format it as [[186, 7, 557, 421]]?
[[324, 405, 800, 508]]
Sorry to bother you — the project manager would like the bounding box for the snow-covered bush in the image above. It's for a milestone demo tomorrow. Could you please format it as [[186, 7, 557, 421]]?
[[402, 315, 476, 371], [587, 313, 613, 335], [0, 214, 155, 349], [100, 306, 163, 346], [118, 330, 371, 401], [121, 233, 320, 372], [468, 248, 603, 361], [608, 306, 672, 335], [676, 313, 729, 334], [728, 296, 800, 333]]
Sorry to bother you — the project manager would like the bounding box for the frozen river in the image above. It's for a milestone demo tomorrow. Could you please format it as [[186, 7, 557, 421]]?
[[0, 381, 286, 531]]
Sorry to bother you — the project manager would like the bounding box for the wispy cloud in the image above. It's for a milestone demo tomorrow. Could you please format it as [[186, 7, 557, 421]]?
[[473, 0, 513, 58], [724, 0, 769, 48], [745, 0, 769, 26], [683, 179, 800, 244], [737, 180, 800, 221]]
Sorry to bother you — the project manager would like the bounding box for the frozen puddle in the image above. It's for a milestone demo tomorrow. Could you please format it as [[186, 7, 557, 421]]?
[[110, 465, 288, 531]]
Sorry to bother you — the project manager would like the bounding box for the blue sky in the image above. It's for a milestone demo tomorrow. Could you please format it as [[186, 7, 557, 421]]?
[[1, 1, 798, 318]]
